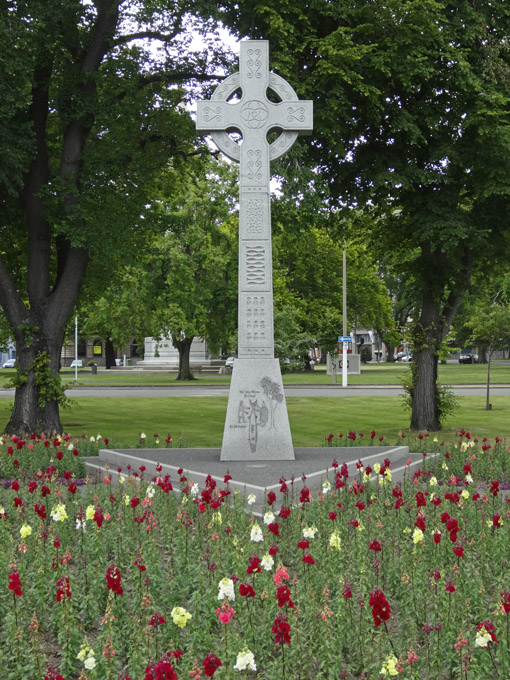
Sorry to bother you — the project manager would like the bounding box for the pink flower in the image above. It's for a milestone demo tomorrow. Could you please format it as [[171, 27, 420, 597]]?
[[216, 601, 235, 624], [273, 566, 289, 586]]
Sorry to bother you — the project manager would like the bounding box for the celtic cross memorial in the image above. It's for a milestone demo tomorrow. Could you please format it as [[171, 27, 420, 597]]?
[[197, 40, 313, 461]]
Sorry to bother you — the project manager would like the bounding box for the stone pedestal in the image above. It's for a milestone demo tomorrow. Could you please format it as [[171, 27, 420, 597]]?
[[221, 358, 294, 461]]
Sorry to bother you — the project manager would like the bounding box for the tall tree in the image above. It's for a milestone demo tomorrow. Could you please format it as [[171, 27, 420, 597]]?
[[221, 0, 510, 430], [0, 0, 232, 433]]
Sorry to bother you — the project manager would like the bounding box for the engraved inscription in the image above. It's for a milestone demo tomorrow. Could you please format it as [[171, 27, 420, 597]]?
[[245, 198, 263, 234], [245, 245, 265, 286]]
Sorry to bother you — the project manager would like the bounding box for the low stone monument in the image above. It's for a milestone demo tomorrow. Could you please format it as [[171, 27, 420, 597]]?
[[197, 40, 313, 460]]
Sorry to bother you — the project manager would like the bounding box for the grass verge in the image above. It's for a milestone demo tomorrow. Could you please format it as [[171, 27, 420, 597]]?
[[0, 394, 508, 447]]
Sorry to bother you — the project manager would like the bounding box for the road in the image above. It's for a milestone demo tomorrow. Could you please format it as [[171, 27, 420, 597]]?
[[1, 384, 509, 398]]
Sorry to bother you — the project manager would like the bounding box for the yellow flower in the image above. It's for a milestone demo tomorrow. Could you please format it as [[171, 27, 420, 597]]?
[[50, 503, 68, 522], [429, 477, 438, 487], [461, 489, 470, 500], [124, 495, 130, 506], [381, 653, 399, 676], [85, 505, 95, 520], [329, 529, 341, 551], [171, 606, 192, 628], [20, 523, 32, 539], [412, 528, 424, 544], [373, 463, 381, 474]]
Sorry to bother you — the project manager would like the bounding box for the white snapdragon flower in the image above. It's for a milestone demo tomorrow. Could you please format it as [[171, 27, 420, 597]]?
[[261, 553, 274, 571], [263, 510, 275, 525], [247, 493, 256, 505], [217, 577, 235, 601], [250, 521, 263, 543], [302, 525, 317, 539], [234, 648, 257, 672]]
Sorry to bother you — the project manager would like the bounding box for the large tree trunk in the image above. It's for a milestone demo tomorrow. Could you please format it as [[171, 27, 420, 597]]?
[[410, 293, 444, 431], [105, 337, 116, 369], [176, 337, 196, 381], [4, 323, 65, 435]]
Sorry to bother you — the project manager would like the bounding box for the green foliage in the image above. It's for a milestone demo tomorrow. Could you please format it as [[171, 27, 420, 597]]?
[[6, 352, 71, 410], [360, 345, 372, 364], [468, 303, 510, 355]]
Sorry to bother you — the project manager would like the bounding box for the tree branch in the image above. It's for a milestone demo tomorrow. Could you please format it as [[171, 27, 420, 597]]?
[[114, 29, 181, 45]]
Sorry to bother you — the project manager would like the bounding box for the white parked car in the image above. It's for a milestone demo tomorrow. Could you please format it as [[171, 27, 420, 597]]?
[[225, 357, 235, 369], [2, 359, 15, 368], [70, 359, 83, 368]]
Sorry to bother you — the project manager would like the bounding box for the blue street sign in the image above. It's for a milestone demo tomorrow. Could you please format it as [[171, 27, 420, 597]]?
[[338, 336, 352, 343]]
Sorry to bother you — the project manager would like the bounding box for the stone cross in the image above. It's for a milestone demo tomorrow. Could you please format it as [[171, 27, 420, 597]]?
[[197, 40, 313, 461]]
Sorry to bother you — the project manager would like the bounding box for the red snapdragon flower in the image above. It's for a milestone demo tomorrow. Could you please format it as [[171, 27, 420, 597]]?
[[279, 505, 290, 519], [369, 538, 382, 552], [105, 563, 123, 595], [272, 612, 291, 645], [268, 522, 280, 536], [478, 620, 499, 643], [203, 652, 222, 678], [144, 655, 178, 680], [501, 589, 510, 614], [246, 554, 262, 574], [490, 480, 500, 497], [56, 577, 71, 602], [302, 552, 315, 565], [369, 588, 391, 627], [8, 570, 22, 596], [149, 612, 166, 627], [276, 584, 294, 609], [299, 487, 310, 504], [239, 582, 255, 598]]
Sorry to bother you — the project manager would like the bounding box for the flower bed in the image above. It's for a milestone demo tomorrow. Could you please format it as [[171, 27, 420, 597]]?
[[0, 431, 509, 679]]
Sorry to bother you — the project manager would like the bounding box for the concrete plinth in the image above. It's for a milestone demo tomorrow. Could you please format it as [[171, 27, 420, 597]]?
[[221, 358, 294, 461]]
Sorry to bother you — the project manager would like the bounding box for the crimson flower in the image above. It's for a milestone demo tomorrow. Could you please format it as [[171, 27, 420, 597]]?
[[268, 522, 279, 536], [493, 514, 503, 528], [203, 652, 222, 678], [8, 570, 22, 597], [276, 584, 294, 609], [297, 539, 309, 550], [302, 552, 315, 565], [93, 506, 104, 528], [55, 576, 71, 602], [272, 612, 291, 645], [105, 563, 123, 595], [478, 620, 499, 643], [246, 554, 262, 574], [369, 539, 382, 552], [267, 490, 276, 505], [34, 502, 47, 519], [368, 588, 391, 627], [279, 506, 290, 519], [149, 612, 166, 627], [329, 511, 337, 521], [453, 544, 464, 558], [445, 580, 456, 594], [299, 487, 310, 504], [269, 542, 279, 556], [239, 582, 255, 598], [490, 480, 500, 497], [433, 531, 442, 544], [501, 589, 510, 614], [342, 580, 353, 599], [144, 655, 178, 680]]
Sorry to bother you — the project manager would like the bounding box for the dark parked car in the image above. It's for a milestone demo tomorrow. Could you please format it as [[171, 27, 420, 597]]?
[[459, 350, 478, 364]]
